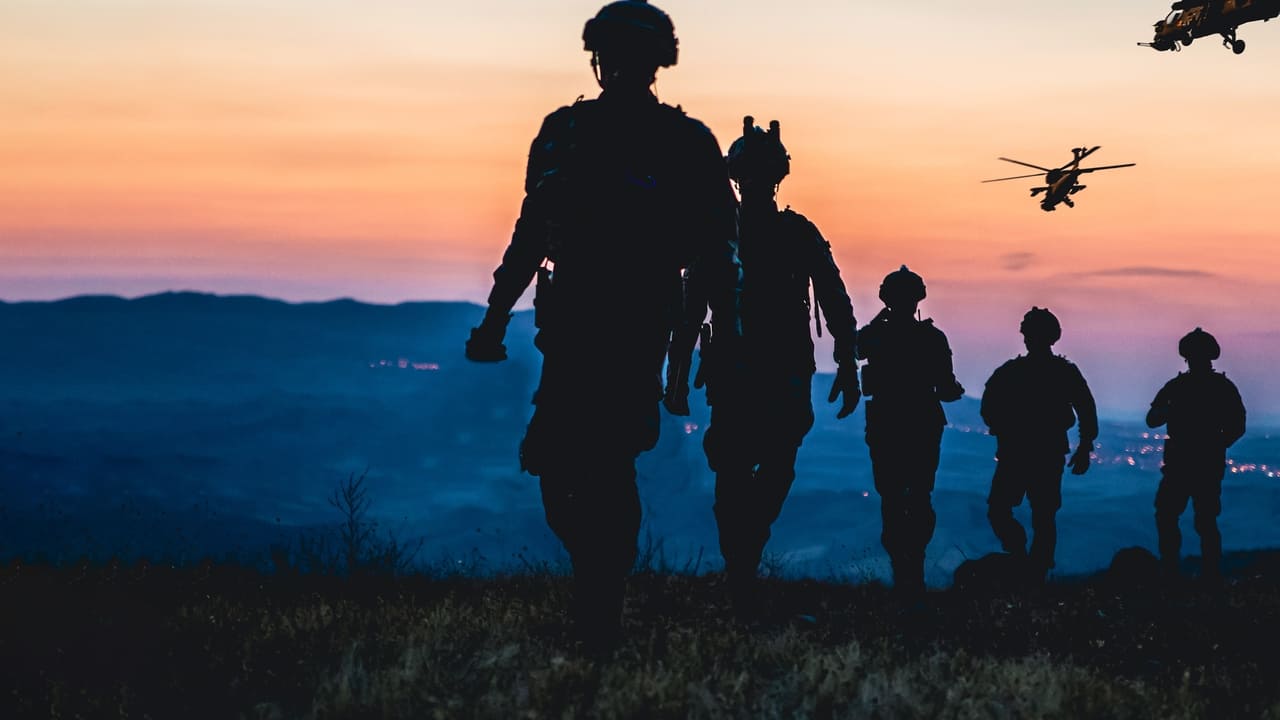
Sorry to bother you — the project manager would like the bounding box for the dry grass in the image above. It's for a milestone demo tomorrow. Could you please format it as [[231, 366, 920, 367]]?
[[3, 559, 1277, 719]]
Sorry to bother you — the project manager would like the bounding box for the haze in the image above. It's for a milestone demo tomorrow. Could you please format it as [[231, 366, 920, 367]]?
[[3, 0, 1279, 414]]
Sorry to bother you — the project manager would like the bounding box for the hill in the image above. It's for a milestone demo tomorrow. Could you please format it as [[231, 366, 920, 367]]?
[[1, 293, 1278, 582]]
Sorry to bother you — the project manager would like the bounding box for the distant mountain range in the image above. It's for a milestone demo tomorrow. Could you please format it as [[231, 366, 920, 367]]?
[[1, 293, 1277, 583]]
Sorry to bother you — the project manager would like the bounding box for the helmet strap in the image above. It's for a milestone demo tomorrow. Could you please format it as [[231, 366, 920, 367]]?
[[593, 53, 658, 93]]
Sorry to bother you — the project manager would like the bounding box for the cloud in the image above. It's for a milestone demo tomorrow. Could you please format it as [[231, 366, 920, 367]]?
[[1002, 252, 1036, 271], [1064, 266, 1217, 280]]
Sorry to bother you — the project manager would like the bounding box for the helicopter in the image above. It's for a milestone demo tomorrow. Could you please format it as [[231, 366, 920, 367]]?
[[1139, 0, 1280, 54], [982, 147, 1136, 212]]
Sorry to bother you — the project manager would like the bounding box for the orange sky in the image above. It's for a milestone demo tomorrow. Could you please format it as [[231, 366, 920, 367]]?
[[2, 0, 1279, 413]]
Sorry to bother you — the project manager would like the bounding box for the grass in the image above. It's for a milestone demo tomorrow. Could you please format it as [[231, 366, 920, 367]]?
[[4, 553, 1280, 719]]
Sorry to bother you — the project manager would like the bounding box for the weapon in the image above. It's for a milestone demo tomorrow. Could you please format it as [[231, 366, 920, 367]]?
[[692, 323, 713, 389], [663, 319, 699, 415], [533, 262, 555, 330]]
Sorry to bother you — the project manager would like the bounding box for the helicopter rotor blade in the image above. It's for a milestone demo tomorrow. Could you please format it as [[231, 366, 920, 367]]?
[[997, 157, 1053, 172], [1077, 163, 1136, 174], [981, 172, 1047, 183]]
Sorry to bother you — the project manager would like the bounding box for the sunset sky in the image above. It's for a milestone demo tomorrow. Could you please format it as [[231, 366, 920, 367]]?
[[4, 0, 1279, 415]]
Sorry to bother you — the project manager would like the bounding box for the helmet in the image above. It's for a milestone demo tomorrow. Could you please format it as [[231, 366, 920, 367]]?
[[1020, 306, 1062, 344], [727, 116, 791, 186], [583, 1, 678, 68], [879, 265, 927, 307], [1178, 327, 1220, 362]]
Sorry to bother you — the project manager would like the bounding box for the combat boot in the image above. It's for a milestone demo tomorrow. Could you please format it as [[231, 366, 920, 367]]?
[[570, 575, 624, 654], [725, 565, 763, 624]]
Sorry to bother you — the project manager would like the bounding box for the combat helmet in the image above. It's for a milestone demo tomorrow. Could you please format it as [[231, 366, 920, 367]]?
[[583, 1, 678, 68], [1178, 327, 1221, 362], [727, 116, 791, 187], [1020, 307, 1062, 345], [879, 265, 927, 307]]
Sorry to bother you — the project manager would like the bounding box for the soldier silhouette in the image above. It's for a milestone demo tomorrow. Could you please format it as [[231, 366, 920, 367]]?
[[1147, 328, 1246, 580], [464, 0, 741, 646], [980, 307, 1097, 583], [857, 267, 963, 598], [665, 116, 859, 615]]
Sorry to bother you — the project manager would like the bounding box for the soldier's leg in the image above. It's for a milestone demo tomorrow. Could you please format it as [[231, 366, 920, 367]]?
[[538, 452, 641, 640], [1190, 469, 1225, 579], [1154, 468, 1192, 574], [706, 404, 760, 579], [987, 459, 1029, 556], [713, 464, 762, 579], [906, 427, 943, 578], [880, 426, 939, 596], [869, 439, 907, 572], [1026, 457, 1065, 575], [736, 378, 812, 575], [746, 443, 802, 565]]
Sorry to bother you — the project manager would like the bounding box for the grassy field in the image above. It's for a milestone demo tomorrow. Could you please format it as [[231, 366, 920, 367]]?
[[3, 555, 1279, 719]]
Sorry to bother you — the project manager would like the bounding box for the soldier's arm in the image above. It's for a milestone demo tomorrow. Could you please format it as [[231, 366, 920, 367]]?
[[1145, 382, 1172, 428], [804, 220, 857, 365], [685, 125, 742, 339], [1070, 364, 1100, 445], [481, 111, 568, 321], [1222, 377, 1247, 447], [979, 366, 1005, 434], [801, 219, 860, 416], [933, 330, 965, 402], [855, 316, 888, 361]]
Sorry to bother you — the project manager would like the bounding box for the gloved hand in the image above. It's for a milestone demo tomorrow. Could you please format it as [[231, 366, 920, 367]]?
[[663, 383, 691, 416], [465, 310, 510, 362], [827, 363, 862, 419], [1069, 444, 1092, 475]]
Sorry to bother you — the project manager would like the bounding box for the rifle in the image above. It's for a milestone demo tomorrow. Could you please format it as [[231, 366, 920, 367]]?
[[692, 322, 714, 389]]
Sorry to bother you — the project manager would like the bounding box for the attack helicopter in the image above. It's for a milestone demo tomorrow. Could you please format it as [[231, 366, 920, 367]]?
[[1139, 0, 1280, 54], [982, 147, 1136, 212]]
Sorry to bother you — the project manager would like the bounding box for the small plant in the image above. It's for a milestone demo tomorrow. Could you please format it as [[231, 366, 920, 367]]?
[[329, 472, 376, 577], [273, 471, 424, 577]]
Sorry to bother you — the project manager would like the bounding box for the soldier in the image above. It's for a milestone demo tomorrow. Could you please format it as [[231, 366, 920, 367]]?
[[464, 0, 741, 646], [857, 267, 964, 598], [665, 117, 859, 613], [1147, 328, 1246, 580], [980, 307, 1097, 583]]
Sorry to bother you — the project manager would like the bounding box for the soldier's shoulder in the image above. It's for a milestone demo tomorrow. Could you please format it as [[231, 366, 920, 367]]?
[[917, 318, 953, 348], [536, 99, 591, 136], [659, 103, 719, 140], [1053, 354, 1083, 372], [986, 357, 1021, 381], [918, 317, 945, 335], [1213, 370, 1242, 390], [996, 356, 1025, 372], [780, 207, 819, 228], [779, 208, 825, 241]]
